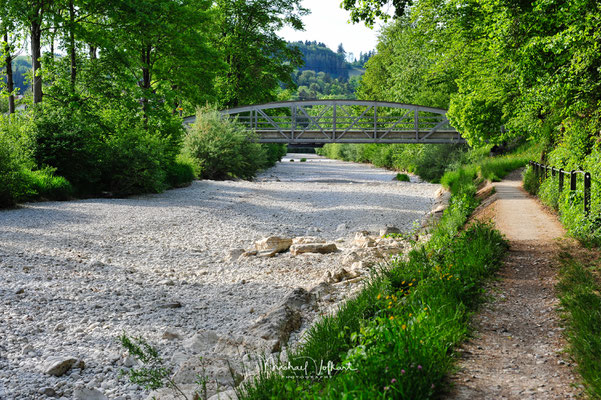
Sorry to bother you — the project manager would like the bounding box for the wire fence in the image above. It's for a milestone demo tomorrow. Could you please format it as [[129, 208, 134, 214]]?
[[529, 161, 591, 215]]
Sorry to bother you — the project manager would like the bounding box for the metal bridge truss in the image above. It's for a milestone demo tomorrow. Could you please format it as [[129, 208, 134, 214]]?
[[184, 100, 464, 144]]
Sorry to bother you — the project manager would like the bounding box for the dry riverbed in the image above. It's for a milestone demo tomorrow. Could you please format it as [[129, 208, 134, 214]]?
[[0, 154, 440, 400]]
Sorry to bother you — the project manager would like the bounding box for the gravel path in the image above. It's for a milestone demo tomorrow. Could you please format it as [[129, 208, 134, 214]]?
[[0, 153, 440, 400], [449, 170, 582, 399]]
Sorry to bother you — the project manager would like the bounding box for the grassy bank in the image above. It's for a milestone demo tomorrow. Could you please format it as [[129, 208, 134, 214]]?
[[557, 250, 601, 398], [236, 153, 532, 399]]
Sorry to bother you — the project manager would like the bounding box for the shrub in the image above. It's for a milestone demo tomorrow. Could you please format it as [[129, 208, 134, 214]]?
[[0, 118, 33, 207], [102, 127, 169, 196], [300, 158, 307, 162], [0, 115, 74, 207], [396, 173, 410, 182], [31, 105, 106, 194], [23, 168, 74, 201], [262, 143, 288, 167], [165, 155, 197, 188], [183, 107, 269, 180]]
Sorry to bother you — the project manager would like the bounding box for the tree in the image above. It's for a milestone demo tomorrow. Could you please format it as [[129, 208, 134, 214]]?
[[214, 0, 307, 107]]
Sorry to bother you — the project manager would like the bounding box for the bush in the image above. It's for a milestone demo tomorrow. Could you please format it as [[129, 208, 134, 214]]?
[[0, 115, 74, 207], [0, 118, 33, 207], [165, 155, 197, 188], [300, 158, 307, 162], [23, 168, 74, 201], [30, 102, 186, 197], [31, 105, 106, 194], [102, 127, 169, 196], [396, 173, 410, 182], [183, 107, 271, 180], [262, 143, 288, 167], [317, 143, 470, 182]]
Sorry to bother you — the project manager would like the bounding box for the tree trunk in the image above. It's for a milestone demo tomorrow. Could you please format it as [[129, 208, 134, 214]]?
[[89, 45, 97, 59], [31, 22, 43, 103], [69, 0, 76, 86], [3, 31, 15, 114], [140, 45, 152, 127]]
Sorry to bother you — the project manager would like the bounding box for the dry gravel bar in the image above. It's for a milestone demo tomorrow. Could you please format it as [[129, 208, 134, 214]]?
[[0, 154, 440, 399]]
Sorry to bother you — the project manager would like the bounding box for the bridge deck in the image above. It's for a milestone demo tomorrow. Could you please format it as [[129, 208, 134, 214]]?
[[184, 100, 465, 144]]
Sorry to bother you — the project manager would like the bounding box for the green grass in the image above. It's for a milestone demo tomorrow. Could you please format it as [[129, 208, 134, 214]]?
[[557, 251, 601, 398]]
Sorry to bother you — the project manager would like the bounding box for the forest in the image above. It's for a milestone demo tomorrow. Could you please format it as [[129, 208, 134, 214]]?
[[333, 0, 601, 243], [0, 0, 303, 207]]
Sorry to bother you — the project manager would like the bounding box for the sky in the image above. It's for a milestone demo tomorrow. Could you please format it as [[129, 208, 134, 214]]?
[[278, 0, 382, 60]]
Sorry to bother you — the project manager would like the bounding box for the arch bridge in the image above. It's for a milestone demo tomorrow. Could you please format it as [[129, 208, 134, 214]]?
[[184, 100, 464, 144]]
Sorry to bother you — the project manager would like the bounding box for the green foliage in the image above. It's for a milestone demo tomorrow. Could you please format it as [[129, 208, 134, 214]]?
[[396, 173, 410, 182], [522, 166, 540, 196], [300, 158, 307, 162], [291, 41, 350, 80], [214, 0, 307, 107], [23, 168, 74, 201], [184, 107, 281, 180], [166, 155, 197, 188], [557, 252, 601, 398], [317, 143, 470, 183], [0, 116, 34, 207], [119, 334, 172, 391], [289, 69, 360, 100], [31, 105, 106, 194], [0, 115, 74, 207]]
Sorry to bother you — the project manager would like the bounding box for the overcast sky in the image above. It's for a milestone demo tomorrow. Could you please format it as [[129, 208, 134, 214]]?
[[278, 0, 381, 60]]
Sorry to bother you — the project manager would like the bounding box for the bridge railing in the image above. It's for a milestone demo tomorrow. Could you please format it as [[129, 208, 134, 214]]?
[[184, 100, 464, 144]]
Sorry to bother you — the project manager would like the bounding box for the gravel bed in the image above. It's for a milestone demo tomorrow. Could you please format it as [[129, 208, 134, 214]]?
[[0, 153, 440, 399]]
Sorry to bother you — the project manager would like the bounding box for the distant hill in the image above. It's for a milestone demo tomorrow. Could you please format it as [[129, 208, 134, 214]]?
[[290, 41, 351, 81], [1, 56, 31, 94]]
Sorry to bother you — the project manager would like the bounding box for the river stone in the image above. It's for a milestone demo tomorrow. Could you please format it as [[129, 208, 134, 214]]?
[[145, 384, 198, 400], [39, 387, 56, 397], [184, 330, 220, 354], [74, 388, 108, 400], [353, 232, 376, 248], [44, 356, 77, 376], [289, 243, 337, 255], [208, 390, 238, 400], [292, 236, 326, 245], [224, 248, 245, 262], [254, 236, 292, 254], [379, 226, 401, 236]]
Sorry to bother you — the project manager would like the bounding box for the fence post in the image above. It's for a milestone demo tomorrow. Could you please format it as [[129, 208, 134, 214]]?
[[552, 167, 556, 177], [584, 172, 591, 215], [559, 169, 564, 192], [569, 170, 577, 205]]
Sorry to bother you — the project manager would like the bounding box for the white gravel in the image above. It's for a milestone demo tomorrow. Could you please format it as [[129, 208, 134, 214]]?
[[0, 153, 440, 399]]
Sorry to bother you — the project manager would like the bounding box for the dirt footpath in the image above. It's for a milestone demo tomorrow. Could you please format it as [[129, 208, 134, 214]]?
[[449, 170, 583, 399]]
